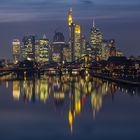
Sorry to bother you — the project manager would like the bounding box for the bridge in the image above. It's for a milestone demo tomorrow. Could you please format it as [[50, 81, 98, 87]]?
[[0, 55, 103, 78]]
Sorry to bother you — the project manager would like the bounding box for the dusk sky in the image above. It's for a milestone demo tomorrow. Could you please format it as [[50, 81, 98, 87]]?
[[0, 0, 140, 58]]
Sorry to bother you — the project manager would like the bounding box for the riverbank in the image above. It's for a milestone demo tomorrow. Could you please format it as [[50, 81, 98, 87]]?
[[92, 74, 140, 86]]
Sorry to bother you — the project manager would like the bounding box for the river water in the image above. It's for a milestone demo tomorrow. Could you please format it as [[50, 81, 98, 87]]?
[[0, 75, 140, 140]]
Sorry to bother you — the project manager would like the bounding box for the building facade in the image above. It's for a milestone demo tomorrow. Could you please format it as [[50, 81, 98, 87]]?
[[74, 24, 81, 61], [21, 35, 36, 61], [35, 35, 49, 63], [51, 32, 66, 63], [12, 39, 21, 64], [90, 20, 103, 60]]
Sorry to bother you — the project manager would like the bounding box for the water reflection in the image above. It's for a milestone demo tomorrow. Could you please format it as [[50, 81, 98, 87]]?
[[11, 75, 140, 132]]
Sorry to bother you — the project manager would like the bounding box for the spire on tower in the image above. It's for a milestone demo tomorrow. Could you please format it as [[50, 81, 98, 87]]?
[[93, 19, 95, 28], [70, 7, 72, 13], [43, 34, 47, 39]]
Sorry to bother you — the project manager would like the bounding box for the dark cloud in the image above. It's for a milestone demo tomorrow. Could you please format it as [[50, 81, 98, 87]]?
[[80, 0, 95, 4]]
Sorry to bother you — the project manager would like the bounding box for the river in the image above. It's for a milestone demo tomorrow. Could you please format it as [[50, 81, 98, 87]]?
[[0, 75, 140, 140]]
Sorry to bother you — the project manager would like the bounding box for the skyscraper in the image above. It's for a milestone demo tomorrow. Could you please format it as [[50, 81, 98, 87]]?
[[74, 24, 81, 60], [51, 32, 66, 63], [69, 23, 75, 62], [12, 39, 21, 64], [68, 8, 73, 27], [90, 20, 103, 60], [116, 50, 124, 57], [68, 8, 82, 62], [81, 34, 86, 57], [68, 8, 75, 62], [100, 40, 110, 60], [109, 39, 117, 57], [21, 35, 36, 61], [90, 20, 103, 47], [35, 35, 49, 63]]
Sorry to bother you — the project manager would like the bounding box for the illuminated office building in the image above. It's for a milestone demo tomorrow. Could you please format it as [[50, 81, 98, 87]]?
[[81, 34, 86, 57], [21, 35, 36, 61], [35, 35, 49, 63], [90, 20, 103, 47], [85, 42, 92, 56], [68, 8, 73, 27], [12, 39, 21, 64], [63, 44, 71, 62], [69, 23, 75, 62], [68, 8, 75, 62], [100, 40, 110, 60], [68, 8, 82, 61], [90, 20, 103, 60], [116, 50, 124, 57], [109, 39, 117, 57], [74, 24, 81, 60], [51, 32, 65, 63]]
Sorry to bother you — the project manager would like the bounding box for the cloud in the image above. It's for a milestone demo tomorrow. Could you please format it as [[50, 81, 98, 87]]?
[[0, 0, 140, 23]]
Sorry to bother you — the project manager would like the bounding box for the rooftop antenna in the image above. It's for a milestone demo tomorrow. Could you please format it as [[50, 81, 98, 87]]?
[[93, 19, 96, 28], [43, 34, 47, 39]]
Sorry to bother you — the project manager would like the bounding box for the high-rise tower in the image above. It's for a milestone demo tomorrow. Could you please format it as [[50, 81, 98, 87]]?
[[90, 20, 103, 60], [68, 8, 75, 62], [35, 35, 49, 63], [21, 35, 36, 61], [12, 39, 21, 64], [51, 32, 65, 63], [90, 19, 103, 48], [68, 8, 73, 26], [74, 24, 81, 60], [68, 8, 82, 62]]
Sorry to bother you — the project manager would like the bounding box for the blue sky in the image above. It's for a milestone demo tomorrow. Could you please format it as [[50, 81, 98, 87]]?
[[0, 0, 140, 58]]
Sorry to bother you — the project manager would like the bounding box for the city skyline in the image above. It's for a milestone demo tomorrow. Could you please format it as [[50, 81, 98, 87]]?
[[0, 0, 140, 59], [12, 8, 124, 64]]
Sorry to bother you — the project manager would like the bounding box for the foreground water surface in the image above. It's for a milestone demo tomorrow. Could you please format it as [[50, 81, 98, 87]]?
[[0, 75, 140, 140]]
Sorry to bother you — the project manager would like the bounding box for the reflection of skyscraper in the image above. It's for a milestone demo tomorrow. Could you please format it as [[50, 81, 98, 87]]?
[[68, 82, 75, 133], [74, 82, 81, 114], [10, 75, 121, 134], [53, 78, 65, 104], [12, 39, 21, 64], [90, 82, 112, 119], [39, 80, 49, 103], [68, 80, 82, 133], [22, 80, 33, 102], [13, 81, 20, 101]]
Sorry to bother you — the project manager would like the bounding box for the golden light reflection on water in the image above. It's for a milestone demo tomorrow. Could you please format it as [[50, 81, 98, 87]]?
[[11, 75, 138, 132]]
